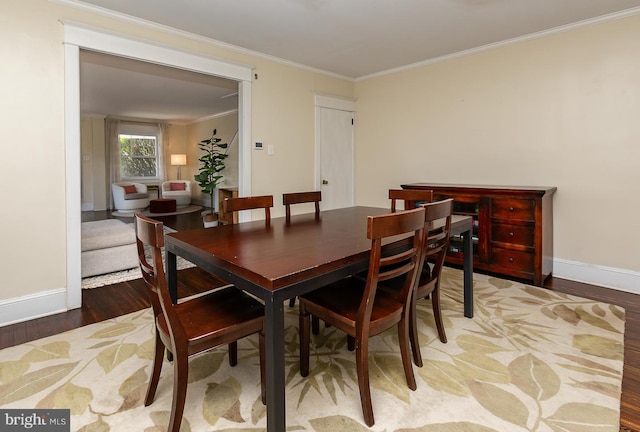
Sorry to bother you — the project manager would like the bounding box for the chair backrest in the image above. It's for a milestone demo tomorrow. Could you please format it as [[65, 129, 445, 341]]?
[[282, 191, 321, 221], [417, 198, 454, 292], [359, 207, 426, 323], [134, 213, 185, 350], [223, 195, 273, 224], [389, 189, 433, 212]]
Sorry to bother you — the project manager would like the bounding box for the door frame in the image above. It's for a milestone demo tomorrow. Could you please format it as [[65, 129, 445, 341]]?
[[63, 23, 253, 309], [314, 94, 356, 207]]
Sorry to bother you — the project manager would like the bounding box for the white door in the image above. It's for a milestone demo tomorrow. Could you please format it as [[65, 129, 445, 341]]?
[[316, 101, 355, 210]]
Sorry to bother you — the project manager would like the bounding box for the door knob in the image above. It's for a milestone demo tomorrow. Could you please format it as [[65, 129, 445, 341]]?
[[322, 179, 329, 185]]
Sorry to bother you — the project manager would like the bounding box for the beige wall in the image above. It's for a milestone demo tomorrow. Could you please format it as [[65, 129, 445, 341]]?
[[166, 123, 189, 182], [0, 0, 354, 309], [1, 1, 67, 300], [355, 13, 640, 274]]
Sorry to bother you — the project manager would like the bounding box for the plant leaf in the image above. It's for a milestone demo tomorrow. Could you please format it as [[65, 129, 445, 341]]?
[[0, 362, 79, 405], [21, 342, 70, 362], [468, 380, 530, 428], [510, 353, 561, 401], [96, 343, 138, 373], [544, 402, 619, 431]]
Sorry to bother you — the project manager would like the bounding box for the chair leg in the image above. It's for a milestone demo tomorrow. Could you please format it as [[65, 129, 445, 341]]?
[[168, 351, 189, 432], [259, 330, 266, 405], [229, 341, 238, 366], [347, 335, 355, 351], [355, 336, 374, 427], [398, 318, 417, 391], [409, 297, 423, 367], [432, 284, 447, 343], [299, 304, 311, 377], [312, 316, 330, 335], [145, 331, 164, 406]]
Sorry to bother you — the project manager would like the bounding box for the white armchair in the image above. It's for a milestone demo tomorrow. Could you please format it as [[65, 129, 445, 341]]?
[[112, 182, 150, 212], [161, 180, 192, 207]]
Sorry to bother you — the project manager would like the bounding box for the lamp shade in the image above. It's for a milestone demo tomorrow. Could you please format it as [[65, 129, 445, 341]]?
[[170, 154, 187, 166]]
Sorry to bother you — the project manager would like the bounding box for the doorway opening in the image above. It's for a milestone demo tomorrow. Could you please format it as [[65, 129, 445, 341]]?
[[64, 23, 253, 310]]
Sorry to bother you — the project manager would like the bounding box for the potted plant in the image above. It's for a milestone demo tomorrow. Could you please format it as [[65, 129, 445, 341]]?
[[194, 129, 229, 227]]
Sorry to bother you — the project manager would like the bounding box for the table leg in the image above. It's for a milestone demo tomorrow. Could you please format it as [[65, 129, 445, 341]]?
[[462, 227, 474, 318], [265, 296, 286, 432]]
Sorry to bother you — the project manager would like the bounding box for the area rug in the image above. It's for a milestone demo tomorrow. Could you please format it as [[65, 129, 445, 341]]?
[[81, 226, 195, 289], [0, 268, 625, 431], [112, 205, 202, 218]]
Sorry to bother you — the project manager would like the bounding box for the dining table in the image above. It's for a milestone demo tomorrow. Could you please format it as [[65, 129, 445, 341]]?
[[164, 205, 473, 432]]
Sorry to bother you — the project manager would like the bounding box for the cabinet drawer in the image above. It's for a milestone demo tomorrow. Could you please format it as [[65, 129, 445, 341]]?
[[492, 224, 534, 247], [491, 199, 535, 220], [491, 248, 534, 273]]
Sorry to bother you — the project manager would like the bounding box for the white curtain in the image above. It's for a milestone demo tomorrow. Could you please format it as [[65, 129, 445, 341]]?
[[157, 121, 167, 181], [105, 118, 120, 209]]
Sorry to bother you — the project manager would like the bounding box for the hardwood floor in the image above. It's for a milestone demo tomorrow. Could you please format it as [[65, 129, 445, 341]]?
[[543, 277, 640, 431], [1, 209, 638, 431]]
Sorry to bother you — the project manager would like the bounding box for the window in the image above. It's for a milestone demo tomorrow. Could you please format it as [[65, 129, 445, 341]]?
[[118, 133, 159, 179]]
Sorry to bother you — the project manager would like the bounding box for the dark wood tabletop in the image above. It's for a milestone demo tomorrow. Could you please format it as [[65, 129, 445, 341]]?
[[164, 205, 473, 432]]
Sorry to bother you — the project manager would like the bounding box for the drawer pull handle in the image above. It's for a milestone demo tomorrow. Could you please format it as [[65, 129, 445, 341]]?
[[508, 257, 514, 263], [509, 207, 514, 212], [509, 232, 514, 237]]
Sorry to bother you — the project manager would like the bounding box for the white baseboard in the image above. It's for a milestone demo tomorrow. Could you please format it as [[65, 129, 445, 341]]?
[[0, 288, 68, 327], [81, 203, 94, 211], [553, 258, 640, 295]]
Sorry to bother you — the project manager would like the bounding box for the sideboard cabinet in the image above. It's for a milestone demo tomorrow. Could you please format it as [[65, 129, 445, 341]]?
[[402, 183, 556, 286], [218, 187, 238, 225]]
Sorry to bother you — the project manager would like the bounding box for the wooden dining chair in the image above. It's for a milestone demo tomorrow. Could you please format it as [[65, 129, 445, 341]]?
[[298, 207, 426, 427], [223, 195, 273, 224], [134, 213, 266, 432], [283, 191, 321, 222], [408, 198, 453, 365], [350, 189, 433, 285], [389, 188, 433, 212], [283, 191, 322, 307]]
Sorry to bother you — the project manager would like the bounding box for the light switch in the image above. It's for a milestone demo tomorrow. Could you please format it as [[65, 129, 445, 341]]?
[[267, 144, 275, 156]]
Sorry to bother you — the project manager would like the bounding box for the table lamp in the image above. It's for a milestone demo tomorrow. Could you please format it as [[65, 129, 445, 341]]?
[[170, 154, 187, 179]]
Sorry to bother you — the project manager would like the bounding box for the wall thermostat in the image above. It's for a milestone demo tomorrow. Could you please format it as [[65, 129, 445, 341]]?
[[254, 142, 263, 150]]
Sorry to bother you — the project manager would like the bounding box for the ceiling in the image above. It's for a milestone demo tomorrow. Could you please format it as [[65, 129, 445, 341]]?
[[80, 50, 239, 123], [76, 0, 640, 122]]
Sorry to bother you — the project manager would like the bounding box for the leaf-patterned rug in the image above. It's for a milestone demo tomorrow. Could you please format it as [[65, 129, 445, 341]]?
[[0, 268, 625, 431]]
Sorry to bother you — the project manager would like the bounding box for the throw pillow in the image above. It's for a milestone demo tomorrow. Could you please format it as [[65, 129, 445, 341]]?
[[170, 182, 187, 191], [122, 184, 137, 194]]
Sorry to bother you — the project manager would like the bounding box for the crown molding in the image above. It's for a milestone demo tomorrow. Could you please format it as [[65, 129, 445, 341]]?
[[51, 0, 355, 82], [189, 109, 239, 125], [357, 6, 640, 81]]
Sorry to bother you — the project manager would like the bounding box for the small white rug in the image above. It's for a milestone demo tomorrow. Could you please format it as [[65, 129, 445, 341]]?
[[81, 226, 195, 289], [112, 205, 202, 218]]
